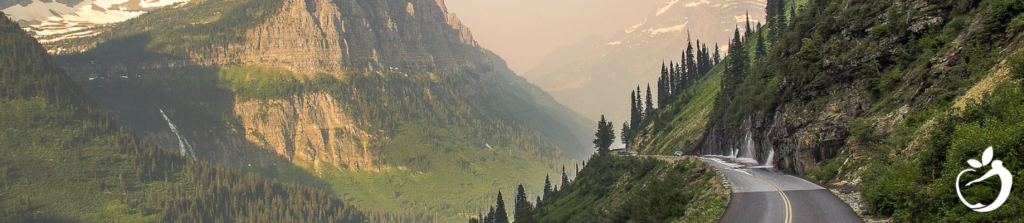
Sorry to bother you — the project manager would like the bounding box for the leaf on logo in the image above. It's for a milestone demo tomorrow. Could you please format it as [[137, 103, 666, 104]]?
[[982, 146, 994, 166], [968, 159, 983, 168]]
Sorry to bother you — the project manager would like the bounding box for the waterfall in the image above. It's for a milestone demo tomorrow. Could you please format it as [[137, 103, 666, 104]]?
[[762, 111, 780, 167], [744, 128, 756, 158], [742, 114, 757, 159], [160, 109, 196, 158]]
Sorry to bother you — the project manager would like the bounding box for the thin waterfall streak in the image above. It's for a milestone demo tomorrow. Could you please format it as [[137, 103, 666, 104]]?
[[160, 109, 196, 159]]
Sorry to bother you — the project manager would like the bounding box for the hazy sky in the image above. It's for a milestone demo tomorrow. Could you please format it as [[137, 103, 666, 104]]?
[[445, 0, 667, 74]]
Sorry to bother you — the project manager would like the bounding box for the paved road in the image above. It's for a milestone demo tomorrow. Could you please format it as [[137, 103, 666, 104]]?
[[702, 156, 862, 223]]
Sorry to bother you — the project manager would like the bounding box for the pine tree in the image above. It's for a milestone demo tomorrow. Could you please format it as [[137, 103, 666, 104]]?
[[659, 62, 668, 107], [494, 191, 509, 223], [621, 122, 630, 148], [542, 174, 552, 200], [630, 86, 638, 121], [676, 62, 683, 94], [685, 33, 696, 91], [645, 84, 654, 117], [744, 11, 753, 41], [756, 27, 766, 58], [668, 61, 675, 96], [725, 27, 748, 97], [696, 39, 704, 80], [514, 185, 534, 223], [701, 43, 710, 75], [629, 91, 638, 130], [485, 206, 495, 223], [714, 43, 722, 65], [657, 76, 665, 108], [594, 115, 614, 155]]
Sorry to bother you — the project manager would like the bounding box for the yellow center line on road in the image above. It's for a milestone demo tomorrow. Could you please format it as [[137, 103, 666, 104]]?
[[750, 172, 792, 223]]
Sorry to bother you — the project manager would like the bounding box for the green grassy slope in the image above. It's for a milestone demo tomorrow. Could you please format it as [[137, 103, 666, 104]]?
[[0, 12, 373, 222], [634, 64, 723, 155], [529, 156, 726, 223]]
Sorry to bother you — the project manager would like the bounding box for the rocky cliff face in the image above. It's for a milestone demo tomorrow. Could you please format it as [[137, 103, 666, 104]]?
[[699, 90, 871, 175], [205, 0, 482, 74], [55, 0, 589, 172], [692, 0, 1019, 176], [234, 92, 387, 171]]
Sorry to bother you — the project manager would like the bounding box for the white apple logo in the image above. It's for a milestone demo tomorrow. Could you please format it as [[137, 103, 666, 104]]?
[[956, 147, 1013, 212]]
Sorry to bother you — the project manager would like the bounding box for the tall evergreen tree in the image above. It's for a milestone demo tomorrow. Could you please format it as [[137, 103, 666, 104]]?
[[543, 174, 552, 200], [676, 61, 683, 94], [756, 27, 766, 58], [494, 191, 509, 223], [685, 34, 696, 91], [593, 115, 614, 155], [714, 43, 722, 65], [645, 84, 653, 117], [659, 62, 668, 107], [668, 61, 675, 96], [696, 40, 704, 80], [635, 86, 643, 122], [621, 122, 630, 148], [725, 27, 748, 97], [629, 91, 638, 130], [657, 76, 665, 108], [513, 185, 534, 223], [485, 206, 495, 223], [702, 43, 711, 75], [744, 11, 753, 40]]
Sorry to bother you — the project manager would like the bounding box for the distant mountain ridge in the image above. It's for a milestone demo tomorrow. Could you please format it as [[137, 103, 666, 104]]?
[[523, 0, 765, 124]]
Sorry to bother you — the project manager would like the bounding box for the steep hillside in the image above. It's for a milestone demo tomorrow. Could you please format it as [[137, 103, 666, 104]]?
[[528, 156, 728, 223], [39, 0, 592, 220], [0, 12, 374, 222], [522, 0, 765, 123], [636, 0, 1023, 221]]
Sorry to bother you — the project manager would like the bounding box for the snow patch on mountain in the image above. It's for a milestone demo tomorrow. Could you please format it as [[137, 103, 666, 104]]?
[[655, 0, 681, 16], [684, 0, 711, 7], [625, 18, 647, 34], [2, 0, 187, 41], [646, 22, 688, 36]]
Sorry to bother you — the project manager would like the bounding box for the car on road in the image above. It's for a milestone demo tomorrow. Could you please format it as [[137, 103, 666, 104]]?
[[674, 151, 683, 156]]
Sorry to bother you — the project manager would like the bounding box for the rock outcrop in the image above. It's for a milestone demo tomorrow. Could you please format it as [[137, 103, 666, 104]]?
[[234, 92, 386, 171], [206, 0, 483, 74]]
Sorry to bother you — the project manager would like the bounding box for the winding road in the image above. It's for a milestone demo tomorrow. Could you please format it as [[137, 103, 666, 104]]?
[[702, 156, 863, 223]]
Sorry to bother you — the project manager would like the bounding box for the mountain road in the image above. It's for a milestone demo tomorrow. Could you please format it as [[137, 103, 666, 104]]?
[[701, 156, 863, 223]]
